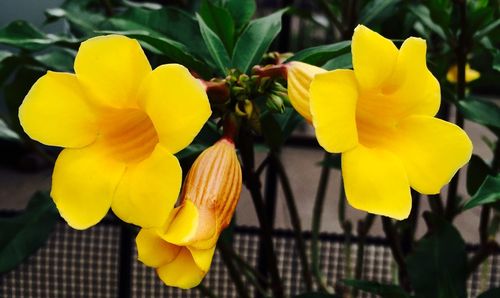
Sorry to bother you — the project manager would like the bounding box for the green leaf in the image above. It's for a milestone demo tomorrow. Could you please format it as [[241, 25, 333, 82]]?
[[493, 51, 500, 72], [176, 121, 221, 161], [478, 288, 500, 298], [45, 0, 105, 35], [98, 30, 212, 78], [466, 154, 492, 196], [0, 118, 20, 141], [457, 98, 500, 129], [197, 13, 231, 75], [199, 0, 235, 53], [0, 50, 13, 62], [406, 216, 467, 298], [224, 0, 256, 29], [104, 7, 212, 63], [294, 293, 339, 298], [359, 0, 401, 25], [274, 106, 302, 140], [0, 192, 59, 273], [462, 175, 500, 210], [231, 9, 286, 74], [322, 53, 352, 70], [33, 48, 75, 72], [342, 279, 410, 298], [474, 19, 500, 40], [0, 21, 51, 51], [408, 5, 447, 40], [286, 41, 351, 66]]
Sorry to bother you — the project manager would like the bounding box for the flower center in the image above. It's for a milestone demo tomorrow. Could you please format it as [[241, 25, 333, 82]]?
[[355, 91, 397, 148], [99, 109, 159, 163]]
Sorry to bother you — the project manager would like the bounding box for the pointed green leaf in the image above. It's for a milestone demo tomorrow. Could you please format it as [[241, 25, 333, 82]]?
[[232, 9, 286, 74], [462, 175, 500, 210], [466, 154, 492, 196], [199, 0, 235, 53], [0, 118, 20, 142], [0, 21, 51, 51], [33, 48, 75, 72], [408, 5, 447, 40], [197, 13, 231, 75], [0, 192, 59, 273], [342, 279, 410, 298], [359, 0, 401, 25], [224, 0, 256, 29], [322, 53, 352, 70], [103, 7, 212, 63], [286, 41, 351, 66], [457, 98, 500, 129], [406, 216, 467, 298]]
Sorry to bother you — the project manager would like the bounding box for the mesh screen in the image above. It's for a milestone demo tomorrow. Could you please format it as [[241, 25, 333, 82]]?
[[1, 223, 499, 297]]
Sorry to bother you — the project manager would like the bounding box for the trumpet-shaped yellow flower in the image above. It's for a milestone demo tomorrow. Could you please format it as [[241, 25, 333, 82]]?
[[287, 61, 326, 122], [308, 25, 472, 219], [136, 138, 242, 289], [19, 35, 211, 229], [446, 64, 480, 83]]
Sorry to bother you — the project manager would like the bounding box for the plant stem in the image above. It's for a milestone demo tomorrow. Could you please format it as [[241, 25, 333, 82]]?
[[381, 217, 410, 291], [353, 214, 375, 297], [446, 0, 468, 222], [401, 190, 421, 255], [238, 129, 284, 298], [196, 283, 219, 298], [273, 153, 314, 292], [467, 241, 499, 277], [311, 152, 333, 292], [428, 194, 445, 216]]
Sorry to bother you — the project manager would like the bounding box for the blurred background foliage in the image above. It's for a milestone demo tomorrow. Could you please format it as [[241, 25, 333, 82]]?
[[0, 0, 499, 297]]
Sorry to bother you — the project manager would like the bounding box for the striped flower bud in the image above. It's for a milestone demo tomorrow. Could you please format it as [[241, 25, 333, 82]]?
[[135, 138, 242, 289], [287, 61, 326, 122]]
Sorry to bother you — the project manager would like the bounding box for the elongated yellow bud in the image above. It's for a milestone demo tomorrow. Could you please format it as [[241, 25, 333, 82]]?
[[287, 61, 326, 122], [136, 138, 242, 289]]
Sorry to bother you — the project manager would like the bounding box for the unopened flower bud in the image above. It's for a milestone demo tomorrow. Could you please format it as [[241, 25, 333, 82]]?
[[267, 93, 285, 113], [136, 138, 242, 289], [287, 61, 326, 122]]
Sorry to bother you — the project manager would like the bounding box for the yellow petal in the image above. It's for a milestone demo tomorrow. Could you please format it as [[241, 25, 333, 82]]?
[[342, 145, 411, 220], [74, 35, 152, 108], [383, 37, 440, 118], [157, 248, 206, 289], [187, 246, 216, 272], [51, 142, 126, 229], [136, 228, 180, 267], [309, 69, 358, 153], [19, 72, 98, 148], [111, 144, 182, 228], [287, 61, 326, 122], [160, 200, 199, 245], [138, 64, 211, 154], [352, 25, 398, 90], [389, 115, 472, 194]]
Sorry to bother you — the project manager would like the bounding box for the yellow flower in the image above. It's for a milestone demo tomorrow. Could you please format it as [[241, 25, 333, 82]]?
[[446, 63, 480, 83], [18, 35, 211, 229], [287, 61, 326, 122], [136, 138, 242, 289], [308, 25, 472, 219]]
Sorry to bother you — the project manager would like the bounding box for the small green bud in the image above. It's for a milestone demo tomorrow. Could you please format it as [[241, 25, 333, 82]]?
[[267, 94, 285, 113]]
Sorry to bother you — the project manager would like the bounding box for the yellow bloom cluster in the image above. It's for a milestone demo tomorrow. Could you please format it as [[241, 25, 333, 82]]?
[[288, 25, 472, 219]]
